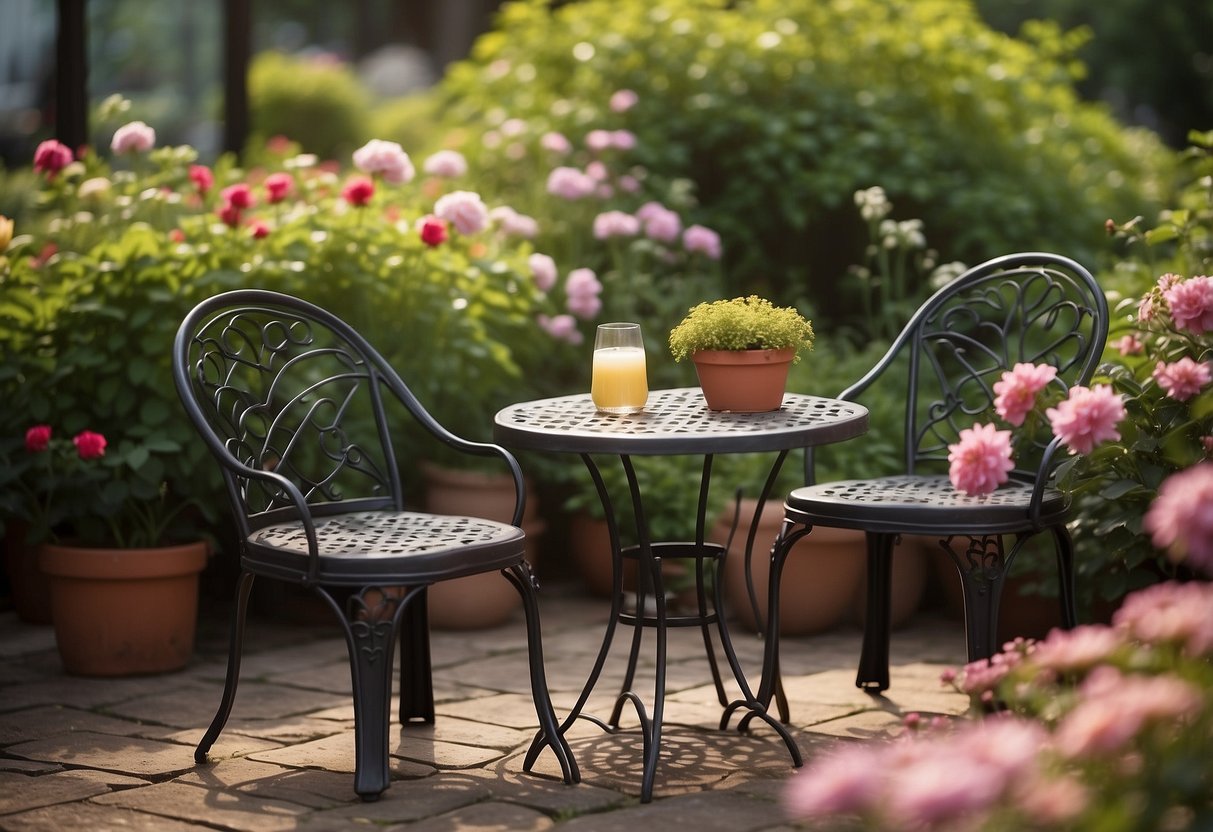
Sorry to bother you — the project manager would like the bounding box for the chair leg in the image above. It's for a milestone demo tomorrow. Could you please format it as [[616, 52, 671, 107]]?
[[196, 570, 255, 764], [948, 535, 1007, 662], [1051, 525, 1078, 629], [855, 533, 896, 692], [398, 587, 435, 725], [505, 562, 580, 785]]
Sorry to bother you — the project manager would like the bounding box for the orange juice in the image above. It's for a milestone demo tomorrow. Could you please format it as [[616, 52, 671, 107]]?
[[592, 347, 648, 413]]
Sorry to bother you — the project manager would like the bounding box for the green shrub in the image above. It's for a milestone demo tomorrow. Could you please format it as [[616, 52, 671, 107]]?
[[436, 0, 1174, 333]]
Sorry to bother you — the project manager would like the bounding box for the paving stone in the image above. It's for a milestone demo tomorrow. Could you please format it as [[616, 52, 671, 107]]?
[[0, 618, 56, 659], [0, 770, 117, 815], [1, 801, 208, 831], [0, 675, 200, 713], [6, 731, 198, 777], [295, 772, 491, 828], [235, 767, 367, 809], [164, 727, 283, 759], [104, 680, 350, 728], [185, 714, 344, 744], [462, 755, 626, 816], [175, 756, 304, 789], [389, 799, 555, 831], [94, 780, 311, 830], [557, 789, 786, 831], [393, 736, 507, 769], [0, 705, 178, 746], [437, 693, 555, 731], [400, 714, 531, 750], [0, 759, 62, 775], [247, 728, 437, 779]]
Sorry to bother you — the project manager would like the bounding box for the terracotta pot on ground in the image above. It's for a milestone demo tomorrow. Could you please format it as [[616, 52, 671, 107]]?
[[712, 498, 865, 636], [4, 522, 53, 624], [39, 540, 208, 676], [691, 348, 794, 412], [421, 464, 545, 630]]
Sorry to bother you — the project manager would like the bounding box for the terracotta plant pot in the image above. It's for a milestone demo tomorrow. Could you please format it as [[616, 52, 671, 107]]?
[[421, 464, 545, 630], [691, 348, 794, 412], [39, 540, 208, 676], [712, 498, 865, 635]]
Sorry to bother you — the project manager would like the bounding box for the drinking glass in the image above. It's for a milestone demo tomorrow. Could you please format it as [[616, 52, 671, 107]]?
[[592, 322, 648, 414]]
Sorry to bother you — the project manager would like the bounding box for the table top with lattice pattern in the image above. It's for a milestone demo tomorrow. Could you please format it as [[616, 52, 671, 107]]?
[[493, 388, 869, 455]]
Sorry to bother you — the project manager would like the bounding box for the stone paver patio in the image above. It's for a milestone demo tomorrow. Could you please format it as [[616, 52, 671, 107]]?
[[0, 582, 970, 830]]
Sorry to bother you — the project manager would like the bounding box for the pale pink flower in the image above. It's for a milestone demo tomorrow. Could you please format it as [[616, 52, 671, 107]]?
[[422, 149, 468, 178], [1027, 624, 1125, 673], [1158, 272, 1182, 292], [611, 129, 637, 150], [618, 174, 641, 193], [433, 190, 489, 235], [958, 648, 1024, 695], [1142, 463, 1213, 574], [1137, 293, 1156, 322], [585, 129, 613, 153], [682, 225, 722, 259], [111, 120, 156, 154], [634, 201, 666, 221], [1115, 334, 1144, 355], [1113, 580, 1213, 655], [609, 89, 639, 113], [1204, 435, 1213, 454], [585, 160, 610, 182], [352, 139, 415, 185], [993, 362, 1057, 426], [1046, 385, 1125, 454], [592, 210, 641, 239], [1152, 357, 1211, 401], [564, 267, 602, 299], [499, 118, 527, 137], [783, 743, 881, 818], [595, 183, 614, 200], [489, 205, 539, 238], [1013, 774, 1089, 825], [546, 166, 596, 200], [540, 131, 572, 155], [641, 205, 682, 243], [537, 313, 582, 345], [1164, 275, 1213, 334], [528, 253, 557, 292], [567, 293, 602, 319], [947, 422, 1014, 495]]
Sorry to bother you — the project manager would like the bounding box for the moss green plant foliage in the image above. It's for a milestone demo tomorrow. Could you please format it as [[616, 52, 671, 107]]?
[[438, 0, 1173, 331], [668, 295, 814, 362]]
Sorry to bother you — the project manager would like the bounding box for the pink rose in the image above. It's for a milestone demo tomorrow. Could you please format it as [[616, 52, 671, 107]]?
[[585, 129, 613, 153], [1163, 275, 1213, 334], [434, 190, 489, 235], [217, 202, 242, 228], [489, 206, 539, 238], [1152, 357, 1211, 401], [1143, 463, 1213, 574], [611, 129, 637, 150], [24, 425, 52, 453], [263, 172, 294, 204], [992, 362, 1057, 426], [537, 313, 583, 345], [341, 176, 375, 207], [528, 253, 558, 292], [417, 216, 448, 247], [1114, 334, 1143, 355], [564, 267, 602, 299], [352, 139, 415, 185], [33, 140, 73, 177], [609, 89, 639, 113], [221, 183, 254, 210], [422, 150, 468, 178], [1046, 384, 1125, 454], [188, 164, 214, 195], [642, 205, 682, 243], [72, 430, 107, 460], [592, 211, 641, 240], [947, 422, 1014, 495], [682, 225, 722, 260], [110, 121, 156, 154], [248, 219, 270, 239], [546, 166, 596, 200], [566, 293, 603, 320], [540, 132, 572, 155]]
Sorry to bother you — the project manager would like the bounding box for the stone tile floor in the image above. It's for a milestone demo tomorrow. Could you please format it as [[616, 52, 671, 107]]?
[[0, 583, 970, 830]]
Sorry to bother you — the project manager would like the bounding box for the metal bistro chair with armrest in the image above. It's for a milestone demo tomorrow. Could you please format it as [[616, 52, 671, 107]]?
[[172, 289, 578, 800], [762, 252, 1109, 701]]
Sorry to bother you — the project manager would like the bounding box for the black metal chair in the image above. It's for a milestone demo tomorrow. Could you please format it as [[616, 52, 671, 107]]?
[[763, 252, 1108, 701], [172, 289, 578, 800]]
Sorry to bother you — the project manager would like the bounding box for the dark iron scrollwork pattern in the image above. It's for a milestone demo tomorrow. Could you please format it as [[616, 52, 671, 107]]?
[[911, 265, 1101, 473], [190, 309, 394, 513]]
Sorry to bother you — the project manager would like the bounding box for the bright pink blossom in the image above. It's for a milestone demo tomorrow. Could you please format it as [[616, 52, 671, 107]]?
[[1152, 357, 1211, 401], [341, 176, 375, 207], [947, 422, 1014, 495], [528, 253, 557, 292], [1027, 624, 1125, 673], [217, 202, 242, 228], [188, 164, 214, 195], [25, 425, 52, 453], [434, 190, 489, 235], [993, 362, 1057, 426], [351, 139, 414, 185], [72, 430, 107, 460], [1113, 579, 1213, 655], [609, 89, 639, 113], [546, 166, 596, 200], [110, 120, 156, 154], [592, 210, 641, 239], [263, 172, 293, 203], [1142, 463, 1213, 575], [422, 149, 468, 178], [221, 183, 254, 210], [1163, 275, 1213, 334], [682, 225, 722, 259], [783, 743, 880, 818], [417, 216, 448, 247], [1045, 385, 1125, 454], [33, 140, 73, 177]]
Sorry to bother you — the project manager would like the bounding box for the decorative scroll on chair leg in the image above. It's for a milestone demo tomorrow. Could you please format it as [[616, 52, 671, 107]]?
[[855, 532, 897, 692], [398, 587, 435, 725], [196, 570, 255, 764], [946, 535, 1007, 662], [1051, 525, 1079, 630], [503, 562, 580, 784]]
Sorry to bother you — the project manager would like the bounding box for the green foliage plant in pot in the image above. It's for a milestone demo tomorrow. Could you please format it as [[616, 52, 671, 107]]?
[[668, 295, 814, 412]]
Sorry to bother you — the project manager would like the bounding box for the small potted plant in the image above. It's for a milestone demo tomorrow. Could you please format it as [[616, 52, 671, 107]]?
[[668, 295, 814, 411]]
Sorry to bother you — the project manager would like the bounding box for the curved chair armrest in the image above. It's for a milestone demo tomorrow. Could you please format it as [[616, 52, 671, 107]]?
[[1028, 434, 1070, 528], [226, 464, 325, 583]]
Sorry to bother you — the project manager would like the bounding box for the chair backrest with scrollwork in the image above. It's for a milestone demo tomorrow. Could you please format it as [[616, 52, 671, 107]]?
[[173, 290, 422, 535], [841, 252, 1108, 480]]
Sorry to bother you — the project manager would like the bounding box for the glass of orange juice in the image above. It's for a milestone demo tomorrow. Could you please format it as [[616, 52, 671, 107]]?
[[592, 322, 648, 414]]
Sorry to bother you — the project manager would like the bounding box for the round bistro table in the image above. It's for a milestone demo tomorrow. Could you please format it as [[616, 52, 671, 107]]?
[[493, 387, 869, 802]]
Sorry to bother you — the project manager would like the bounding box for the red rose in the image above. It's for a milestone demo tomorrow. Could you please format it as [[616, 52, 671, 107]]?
[[264, 172, 294, 204], [24, 425, 52, 453], [249, 219, 270, 239], [217, 202, 242, 228], [33, 140, 73, 177], [72, 430, 107, 460], [189, 164, 214, 195], [341, 176, 375, 207], [419, 218, 448, 247], [220, 183, 254, 210]]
